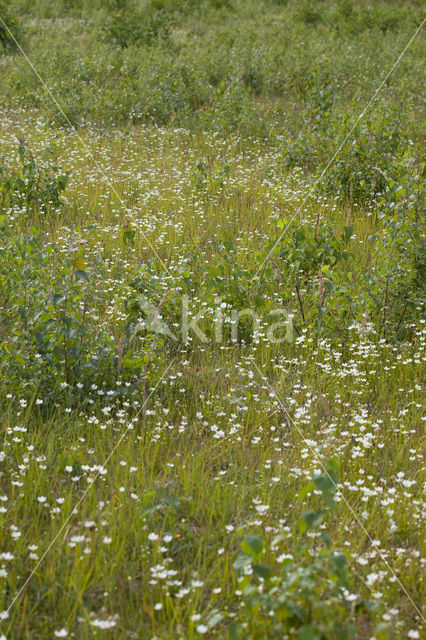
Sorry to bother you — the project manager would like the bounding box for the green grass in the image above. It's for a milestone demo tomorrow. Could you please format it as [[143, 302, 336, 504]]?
[[0, 0, 425, 638]]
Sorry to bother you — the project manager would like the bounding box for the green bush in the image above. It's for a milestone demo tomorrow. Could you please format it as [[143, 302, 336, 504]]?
[[0, 0, 21, 50], [321, 111, 407, 205], [102, 1, 173, 48], [0, 225, 117, 410], [0, 143, 68, 216], [365, 156, 426, 339], [228, 463, 383, 639]]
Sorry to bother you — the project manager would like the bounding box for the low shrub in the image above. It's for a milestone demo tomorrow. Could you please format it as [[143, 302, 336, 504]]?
[[0, 142, 68, 216], [102, 1, 173, 48], [227, 463, 383, 639], [0, 0, 22, 50]]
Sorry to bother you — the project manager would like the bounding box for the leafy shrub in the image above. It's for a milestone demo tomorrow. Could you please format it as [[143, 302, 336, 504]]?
[[0, 221, 152, 412], [201, 81, 268, 138], [296, 0, 324, 27], [228, 462, 383, 639], [0, 143, 68, 216], [102, 1, 172, 48], [321, 112, 406, 205], [276, 220, 353, 280], [365, 156, 425, 339], [0, 227, 109, 409], [281, 130, 321, 172], [0, 1, 21, 50], [268, 218, 353, 330]]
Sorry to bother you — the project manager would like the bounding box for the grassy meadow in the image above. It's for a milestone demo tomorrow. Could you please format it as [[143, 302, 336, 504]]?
[[0, 0, 425, 638]]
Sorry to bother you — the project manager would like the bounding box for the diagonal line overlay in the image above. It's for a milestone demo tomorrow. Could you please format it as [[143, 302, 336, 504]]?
[[252, 361, 425, 622], [0, 357, 176, 622], [254, 17, 425, 279], [0, 15, 171, 276]]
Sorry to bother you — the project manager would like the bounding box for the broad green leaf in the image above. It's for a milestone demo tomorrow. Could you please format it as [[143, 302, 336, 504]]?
[[233, 553, 252, 572], [252, 563, 272, 579], [296, 624, 322, 640], [75, 269, 89, 281], [208, 612, 223, 629], [331, 552, 346, 569], [53, 293, 66, 306], [241, 535, 263, 557], [302, 509, 324, 529], [228, 622, 243, 639], [297, 482, 314, 502]]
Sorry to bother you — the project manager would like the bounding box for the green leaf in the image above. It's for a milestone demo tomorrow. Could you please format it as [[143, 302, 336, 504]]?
[[296, 625, 323, 640], [331, 552, 346, 569], [241, 535, 263, 557], [320, 532, 332, 548], [75, 269, 89, 281], [313, 473, 335, 495], [313, 461, 338, 497], [208, 612, 223, 629], [53, 293, 66, 306], [228, 622, 243, 639], [233, 553, 252, 572], [252, 563, 272, 579], [302, 509, 324, 529], [343, 225, 353, 242], [73, 257, 85, 270], [287, 601, 308, 622], [297, 482, 314, 502]]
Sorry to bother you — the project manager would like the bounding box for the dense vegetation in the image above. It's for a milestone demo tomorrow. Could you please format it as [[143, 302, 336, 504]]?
[[0, 0, 424, 638]]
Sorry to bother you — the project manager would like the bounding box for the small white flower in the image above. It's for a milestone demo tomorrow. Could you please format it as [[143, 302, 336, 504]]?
[[90, 618, 117, 629], [191, 580, 204, 588], [366, 572, 379, 586], [54, 629, 68, 638], [255, 504, 269, 515], [196, 624, 208, 634], [408, 632, 420, 639]]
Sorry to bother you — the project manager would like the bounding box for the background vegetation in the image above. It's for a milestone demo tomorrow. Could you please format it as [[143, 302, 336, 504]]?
[[0, 0, 424, 638]]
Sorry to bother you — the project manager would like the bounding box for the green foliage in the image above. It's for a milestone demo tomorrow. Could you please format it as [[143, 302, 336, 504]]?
[[365, 157, 425, 338], [191, 156, 230, 193], [0, 143, 68, 215], [2, 0, 423, 148], [0, 0, 21, 50], [0, 226, 112, 409], [276, 219, 353, 281], [321, 113, 407, 205], [0, 216, 154, 410], [229, 463, 382, 639], [201, 81, 268, 138], [0, 3, 424, 636], [102, 1, 173, 48]]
